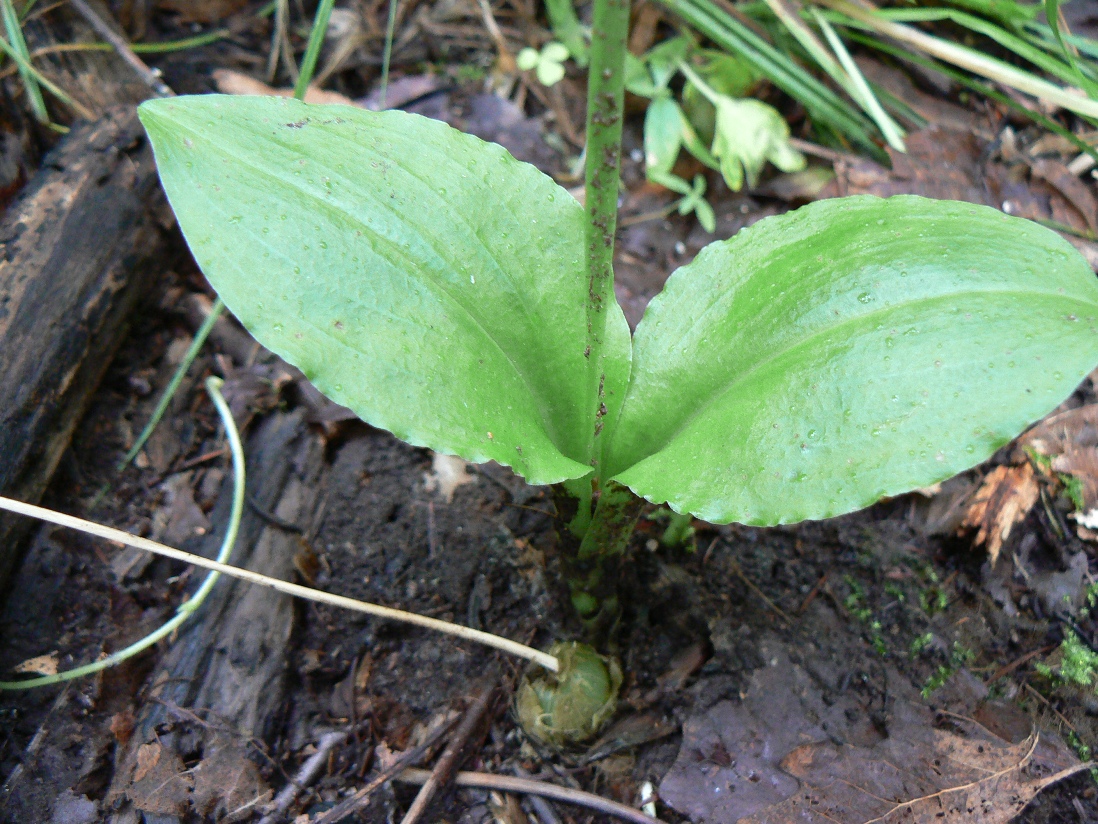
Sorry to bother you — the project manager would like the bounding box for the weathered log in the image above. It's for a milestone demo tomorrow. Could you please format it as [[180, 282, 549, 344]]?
[[0, 107, 170, 593], [106, 409, 328, 822]]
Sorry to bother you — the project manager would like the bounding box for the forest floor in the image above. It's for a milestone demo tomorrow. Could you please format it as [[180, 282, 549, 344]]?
[[2, 1, 1098, 822]]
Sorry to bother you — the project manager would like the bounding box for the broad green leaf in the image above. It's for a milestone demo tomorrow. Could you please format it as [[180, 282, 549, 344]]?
[[140, 95, 631, 485], [606, 196, 1098, 525]]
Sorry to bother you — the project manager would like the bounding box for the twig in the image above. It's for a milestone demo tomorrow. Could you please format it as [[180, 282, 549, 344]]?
[[728, 558, 793, 624], [796, 572, 828, 614], [400, 679, 499, 824], [395, 768, 665, 824], [258, 730, 348, 824], [67, 0, 173, 97], [987, 644, 1057, 685], [0, 495, 560, 672], [313, 718, 457, 824], [512, 765, 564, 824]]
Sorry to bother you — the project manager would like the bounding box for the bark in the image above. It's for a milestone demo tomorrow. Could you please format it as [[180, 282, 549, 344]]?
[[0, 107, 169, 592]]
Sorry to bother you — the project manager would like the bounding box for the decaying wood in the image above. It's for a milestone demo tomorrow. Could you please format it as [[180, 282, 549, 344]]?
[[13, 0, 150, 120], [0, 107, 170, 592], [106, 409, 329, 823]]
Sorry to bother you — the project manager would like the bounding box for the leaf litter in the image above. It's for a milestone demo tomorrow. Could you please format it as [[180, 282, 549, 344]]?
[[659, 638, 1088, 824], [4, 3, 1098, 821]]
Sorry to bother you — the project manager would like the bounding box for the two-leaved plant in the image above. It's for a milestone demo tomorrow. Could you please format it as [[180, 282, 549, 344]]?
[[137, 0, 1098, 665]]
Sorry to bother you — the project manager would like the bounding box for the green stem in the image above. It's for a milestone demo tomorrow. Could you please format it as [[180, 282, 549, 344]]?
[[582, 0, 630, 479], [565, 481, 645, 639], [0, 378, 245, 690], [118, 297, 225, 471]]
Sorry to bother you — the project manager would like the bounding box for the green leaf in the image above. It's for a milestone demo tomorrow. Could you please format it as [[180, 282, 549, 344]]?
[[140, 95, 630, 485], [711, 95, 806, 190], [644, 96, 684, 175], [606, 196, 1098, 525], [517, 47, 540, 71]]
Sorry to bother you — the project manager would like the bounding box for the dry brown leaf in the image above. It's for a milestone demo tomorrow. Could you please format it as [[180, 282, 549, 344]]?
[[191, 745, 272, 822], [158, 0, 250, 23], [741, 721, 1083, 823], [961, 463, 1040, 565], [12, 652, 59, 676], [1030, 158, 1098, 234], [110, 711, 136, 747], [660, 643, 1084, 824], [132, 742, 161, 783], [212, 69, 356, 107], [112, 739, 193, 816]]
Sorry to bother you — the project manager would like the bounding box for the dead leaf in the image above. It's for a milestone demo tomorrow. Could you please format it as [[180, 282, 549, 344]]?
[[191, 745, 272, 822], [132, 742, 161, 784], [1029, 158, 1098, 234], [961, 463, 1040, 565], [13, 652, 59, 676], [660, 643, 1085, 824], [110, 712, 135, 748], [212, 69, 356, 106], [583, 713, 679, 763], [158, 0, 249, 23], [824, 127, 991, 204], [743, 722, 1085, 824], [424, 452, 475, 503]]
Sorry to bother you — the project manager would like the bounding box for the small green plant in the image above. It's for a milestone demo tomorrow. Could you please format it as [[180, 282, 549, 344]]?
[[626, 35, 805, 229], [910, 632, 934, 657], [922, 642, 975, 698], [137, 0, 1098, 653], [1036, 630, 1098, 692], [517, 41, 571, 86]]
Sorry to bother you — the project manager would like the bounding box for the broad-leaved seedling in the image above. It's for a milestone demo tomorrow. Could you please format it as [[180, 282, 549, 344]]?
[[137, 96, 1098, 635]]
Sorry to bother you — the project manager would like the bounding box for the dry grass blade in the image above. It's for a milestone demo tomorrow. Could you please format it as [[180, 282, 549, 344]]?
[[0, 495, 560, 672], [820, 0, 1098, 119]]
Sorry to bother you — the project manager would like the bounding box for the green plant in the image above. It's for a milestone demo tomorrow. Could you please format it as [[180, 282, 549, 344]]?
[[517, 41, 570, 86], [922, 641, 975, 697], [626, 35, 804, 229], [1036, 629, 1098, 692], [138, 0, 1098, 648]]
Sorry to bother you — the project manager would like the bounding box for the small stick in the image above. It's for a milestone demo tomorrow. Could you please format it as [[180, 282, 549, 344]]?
[[257, 730, 347, 824], [728, 558, 792, 624], [796, 572, 828, 615], [314, 719, 456, 824], [987, 644, 1057, 685], [512, 765, 564, 824], [67, 0, 173, 97], [0, 495, 559, 672], [400, 679, 498, 824], [395, 769, 666, 824]]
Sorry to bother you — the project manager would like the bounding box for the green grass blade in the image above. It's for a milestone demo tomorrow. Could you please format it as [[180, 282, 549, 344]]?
[[2, 0, 46, 122], [655, 0, 885, 158], [846, 29, 1098, 163], [811, 8, 906, 151], [293, 0, 335, 100], [871, 6, 1098, 99], [821, 0, 1098, 119]]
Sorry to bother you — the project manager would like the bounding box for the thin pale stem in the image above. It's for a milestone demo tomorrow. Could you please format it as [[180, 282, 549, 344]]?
[[0, 377, 245, 690], [0, 496, 559, 672], [582, 0, 630, 478]]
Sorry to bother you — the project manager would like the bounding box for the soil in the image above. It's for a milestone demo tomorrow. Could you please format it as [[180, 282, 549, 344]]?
[[2, 2, 1098, 823]]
